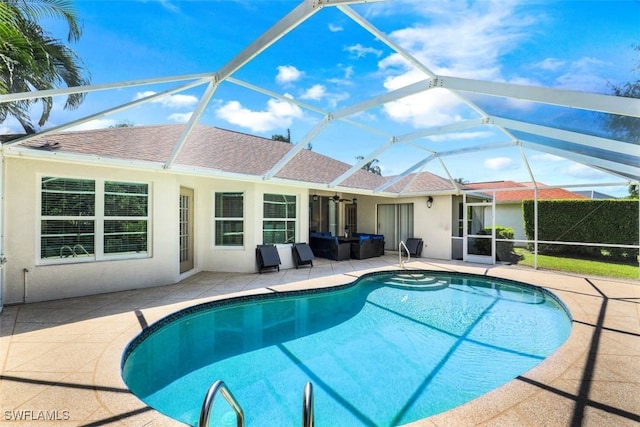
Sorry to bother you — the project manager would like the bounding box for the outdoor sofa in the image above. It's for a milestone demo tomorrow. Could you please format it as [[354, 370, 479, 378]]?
[[350, 233, 385, 259], [309, 232, 351, 261]]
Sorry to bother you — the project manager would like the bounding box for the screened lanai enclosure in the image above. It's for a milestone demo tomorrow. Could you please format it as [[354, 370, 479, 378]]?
[[0, 0, 639, 300]]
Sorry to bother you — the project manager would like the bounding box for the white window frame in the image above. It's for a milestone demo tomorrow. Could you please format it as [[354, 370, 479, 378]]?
[[37, 175, 151, 265], [213, 191, 245, 247], [262, 193, 297, 245]]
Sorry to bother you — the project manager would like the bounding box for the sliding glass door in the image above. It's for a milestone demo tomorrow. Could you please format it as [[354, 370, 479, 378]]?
[[377, 203, 414, 251]]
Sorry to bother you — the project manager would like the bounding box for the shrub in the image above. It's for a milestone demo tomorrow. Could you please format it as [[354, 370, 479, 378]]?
[[522, 199, 639, 263], [474, 226, 520, 263]]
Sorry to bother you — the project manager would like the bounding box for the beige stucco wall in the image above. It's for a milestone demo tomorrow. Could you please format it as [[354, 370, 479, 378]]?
[[2, 157, 312, 303], [408, 195, 452, 260], [493, 203, 527, 245], [350, 194, 451, 260], [4, 157, 179, 304], [192, 179, 308, 273], [1, 154, 455, 304]]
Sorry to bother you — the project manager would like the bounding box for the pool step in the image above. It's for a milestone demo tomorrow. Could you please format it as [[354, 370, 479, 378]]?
[[384, 274, 449, 290]]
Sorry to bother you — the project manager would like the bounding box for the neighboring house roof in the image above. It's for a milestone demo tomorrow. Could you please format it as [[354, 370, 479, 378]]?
[[464, 180, 588, 202], [11, 124, 456, 195]]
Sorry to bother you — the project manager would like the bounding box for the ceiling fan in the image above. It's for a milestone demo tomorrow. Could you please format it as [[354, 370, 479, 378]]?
[[331, 193, 354, 203]]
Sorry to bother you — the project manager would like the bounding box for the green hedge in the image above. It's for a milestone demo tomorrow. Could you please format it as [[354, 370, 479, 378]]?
[[522, 199, 639, 262], [475, 225, 521, 263]]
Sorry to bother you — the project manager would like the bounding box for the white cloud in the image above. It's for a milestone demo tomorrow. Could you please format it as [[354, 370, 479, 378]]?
[[215, 98, 303, 133], [382, 72, 467, 127], [300, 84, 326, 101], [168, 112, 192, 123], [276, 65, 303, 85], [385, 2, 534, 79], [530, 56, 611, 92], [343, 65, 354, 80], [327, 65, 355, 86], [484, 157, 516, 171], [566, 162, 610, 180], [531, 153, 564, 162], [135, 90, 156, 100], [298, 84, 349, 109], [534, 58, 566, 72], [328, 23, 343, 32], [162, 94, 199, 108], [345, 43, 383, 59], [554, 57, 609, 92], [159, 0, 179, 12], [427, 130, 496, 143], [134, 91, 198, 108], [325, 92, 350, 109], [68, 119, 117, 131], [377, 2, 537, 127]]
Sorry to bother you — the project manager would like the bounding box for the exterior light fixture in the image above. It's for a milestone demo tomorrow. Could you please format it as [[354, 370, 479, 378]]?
[[312, 194, 318, 202], [427, 196, 434, 208], [353, 198, 357, 204]]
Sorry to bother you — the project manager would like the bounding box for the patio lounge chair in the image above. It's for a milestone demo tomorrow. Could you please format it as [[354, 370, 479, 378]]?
[[404, 238, 424, 258], [292, 242, 314, 269], [256, 244, 281, 273]]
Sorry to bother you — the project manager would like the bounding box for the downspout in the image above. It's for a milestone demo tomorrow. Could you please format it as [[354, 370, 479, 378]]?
[[23, 269, 28, 303]]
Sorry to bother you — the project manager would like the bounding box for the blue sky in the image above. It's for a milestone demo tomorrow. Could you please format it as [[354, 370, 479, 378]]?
[[4, 0, 639, 195]]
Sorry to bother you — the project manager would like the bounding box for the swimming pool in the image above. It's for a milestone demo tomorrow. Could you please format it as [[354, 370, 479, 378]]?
[[122, 271, 572, 426]]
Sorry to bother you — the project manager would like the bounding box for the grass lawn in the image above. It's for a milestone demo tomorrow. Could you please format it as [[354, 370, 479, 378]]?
[[514, 249, 639, 280]]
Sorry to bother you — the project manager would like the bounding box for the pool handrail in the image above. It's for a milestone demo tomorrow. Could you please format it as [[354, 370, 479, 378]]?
[[399, 240, 410, 268], [302, 381, 314, 427], [199, 380, 244, 427]]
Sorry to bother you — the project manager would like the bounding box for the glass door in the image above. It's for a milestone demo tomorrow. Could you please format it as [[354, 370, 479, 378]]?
[[377, 203, 414, 251], [344, 203, 357, 237], [463, 196, 495, 264], [179, 187, 194, 273]]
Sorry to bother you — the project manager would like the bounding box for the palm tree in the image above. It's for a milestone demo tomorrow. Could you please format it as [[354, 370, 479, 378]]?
[[271, 128, 291, 143], [356, 155, 382, 175], [0, 0, 90, 133], [605, 43, 639, 144]]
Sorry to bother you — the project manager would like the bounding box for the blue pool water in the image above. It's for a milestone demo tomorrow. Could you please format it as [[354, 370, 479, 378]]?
[[122, 271, 572, 426]]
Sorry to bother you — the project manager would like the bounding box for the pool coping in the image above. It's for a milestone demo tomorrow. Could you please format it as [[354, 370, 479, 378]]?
[[1, 257, 639, 426]]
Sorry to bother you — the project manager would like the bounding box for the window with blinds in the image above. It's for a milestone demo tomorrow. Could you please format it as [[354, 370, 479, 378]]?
[[39, 177, 149, 262], [41, 177, 96, 259], [214, 192, 244, 246], [104, 181, 149, 254], [262, 193, 296, 244]]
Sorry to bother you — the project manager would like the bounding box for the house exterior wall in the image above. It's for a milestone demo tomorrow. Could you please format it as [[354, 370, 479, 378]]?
[[354, 195, 451, 260], [4, 157, 179, 304], [414, 195, 452, 260], [491, 203, 527, 246], [194, 179, 308, 273], [2, 157, 312, 303]]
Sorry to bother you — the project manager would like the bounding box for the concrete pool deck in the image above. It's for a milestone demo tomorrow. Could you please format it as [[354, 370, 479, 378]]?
[[1, 256, 638, 426]]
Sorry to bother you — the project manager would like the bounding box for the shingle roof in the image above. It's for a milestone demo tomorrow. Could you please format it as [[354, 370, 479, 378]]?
[[15, 124, 482, 195], [463, 180, 588, 202], [15, 124, 394, 191], [384, 172, 456, 193]]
